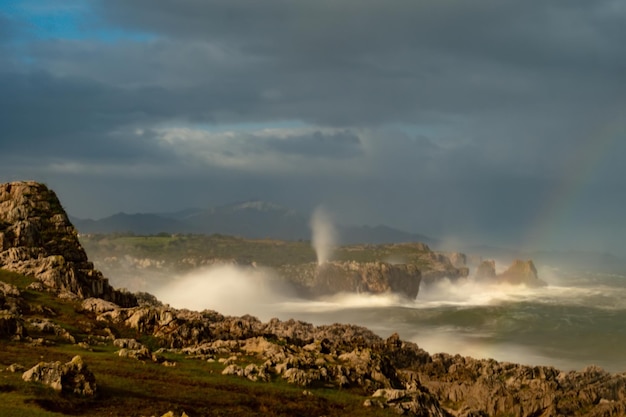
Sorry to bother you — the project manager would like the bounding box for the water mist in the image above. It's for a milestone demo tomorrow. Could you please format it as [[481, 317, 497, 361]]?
[[310, 206, 337, 265]]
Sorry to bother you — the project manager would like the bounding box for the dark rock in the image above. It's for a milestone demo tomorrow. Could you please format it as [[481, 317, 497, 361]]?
[[280, 261, 422, 299]]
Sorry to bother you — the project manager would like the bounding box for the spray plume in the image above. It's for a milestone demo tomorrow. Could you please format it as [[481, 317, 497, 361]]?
[[310, 206, 337, 265]]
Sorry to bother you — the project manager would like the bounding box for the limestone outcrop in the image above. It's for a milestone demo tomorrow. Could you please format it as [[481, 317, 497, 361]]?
[[475, 259, 545, 286], [22, 355, 97, 396], [0, 181, 136, 307], [498, 259, 544, 286], [86, 292, 626, 417], [281, 261, 422, 298], [475, 260, 496, 281]]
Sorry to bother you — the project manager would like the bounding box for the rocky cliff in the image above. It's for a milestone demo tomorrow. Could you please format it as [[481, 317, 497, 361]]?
[[0, 181, 136, 307], [278, 261, 422, 299]]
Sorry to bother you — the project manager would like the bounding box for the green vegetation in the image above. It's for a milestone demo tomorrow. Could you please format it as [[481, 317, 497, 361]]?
[[79, 233, 434, 269], [80, 234, 317, 267], [0, 269, 397, 417], [0, 340, 396, 417]]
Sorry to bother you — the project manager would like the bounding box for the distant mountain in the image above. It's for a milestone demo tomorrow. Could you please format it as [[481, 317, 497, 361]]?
[[71, 200, 438, 246], [70, 213, 188, 235]]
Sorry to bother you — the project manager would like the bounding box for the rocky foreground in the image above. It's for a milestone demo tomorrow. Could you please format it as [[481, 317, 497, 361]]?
[[2, 181, 626, 417]]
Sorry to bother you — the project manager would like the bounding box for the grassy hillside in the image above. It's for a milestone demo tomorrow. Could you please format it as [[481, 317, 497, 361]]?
[[0, 269, 397, 417]]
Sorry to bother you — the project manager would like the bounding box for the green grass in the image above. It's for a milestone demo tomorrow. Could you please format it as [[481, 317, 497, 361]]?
[[79, 234, 436, 270], [0, 340, 397, 417], [1, 269, 397, 417], [0, 269, 37, 290]]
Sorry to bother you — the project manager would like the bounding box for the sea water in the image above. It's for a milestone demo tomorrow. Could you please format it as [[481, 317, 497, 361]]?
[[271, 268, 626, 373], [150, 264, 626, 373]]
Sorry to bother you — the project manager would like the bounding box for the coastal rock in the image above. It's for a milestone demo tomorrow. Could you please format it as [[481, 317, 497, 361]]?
[[22, 355, 97, 396], [0, 181, 136, 307], [474, 260, 496, 281], [498, 259, 545, 286], [475, 259, 545, 286], [280, 261, 422, 299], [421, 251, 470, 284]]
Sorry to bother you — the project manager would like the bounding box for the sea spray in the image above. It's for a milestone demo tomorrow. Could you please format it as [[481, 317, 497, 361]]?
[[153, 264, 298, 320], [310, 206, 337, 265]]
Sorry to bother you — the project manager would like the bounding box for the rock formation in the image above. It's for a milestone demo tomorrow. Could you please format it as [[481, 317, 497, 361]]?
[[280, 261, 422, 298], [498, 259, 544, 286], [80, 295, 626, 416], [475, 260, 496, 281], [475, 259, 545, 286], [22, 355, 97, 396], [0, 181, 136, 307], [420, 251, 470, 283]]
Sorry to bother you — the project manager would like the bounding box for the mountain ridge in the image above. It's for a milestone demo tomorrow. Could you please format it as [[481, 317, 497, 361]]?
[[70, 200, 437, 246]]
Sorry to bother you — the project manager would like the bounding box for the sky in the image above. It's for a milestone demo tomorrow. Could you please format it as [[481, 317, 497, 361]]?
[[1, 0, 625, 254]]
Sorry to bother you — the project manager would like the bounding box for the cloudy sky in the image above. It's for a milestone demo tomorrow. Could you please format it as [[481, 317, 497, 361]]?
[[1, 0, 625, 253]]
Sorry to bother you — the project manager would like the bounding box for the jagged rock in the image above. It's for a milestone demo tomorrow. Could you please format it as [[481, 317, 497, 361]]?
[[0, 181, 136, 307], [0, 281, 20, 297], [22, 355, 96, 396], [117, 346, 152, 361], [371, 388, 448, 416], [475, 259, 545, 286], [0, 310, 25, 339], [81, 297, 121, 314], [113, 338, 144, 350], [420, 251, 470, 284], [27, 318, 76, 343], [447, 252, 467, 268], [474, 260, 496, 281], [0, 280, 24, 314], [280, 261, 422, 299], [498, 259, 545, 286]]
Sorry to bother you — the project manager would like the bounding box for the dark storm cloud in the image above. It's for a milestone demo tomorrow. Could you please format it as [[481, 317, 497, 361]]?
[[2, 0, 626, 251]]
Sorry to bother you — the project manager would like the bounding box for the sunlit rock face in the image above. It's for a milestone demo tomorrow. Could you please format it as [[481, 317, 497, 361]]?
[[498, 259, 545, 286], [475, 258, 545, 286], [0, 181, 136, 307]]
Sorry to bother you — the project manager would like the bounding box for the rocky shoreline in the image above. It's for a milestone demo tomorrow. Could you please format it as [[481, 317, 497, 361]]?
[[2, 180, 625, 416]]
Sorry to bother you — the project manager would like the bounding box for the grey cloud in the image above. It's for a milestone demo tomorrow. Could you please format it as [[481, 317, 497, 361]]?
[[259, 131, 362, 159], [2, 0, 626, 252]]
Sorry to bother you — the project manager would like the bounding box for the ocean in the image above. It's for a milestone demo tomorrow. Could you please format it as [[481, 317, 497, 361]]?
[[148, 264, 626, 373]]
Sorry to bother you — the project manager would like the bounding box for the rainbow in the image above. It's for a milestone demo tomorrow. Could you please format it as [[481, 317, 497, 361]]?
[[522, 115, 624, 250]]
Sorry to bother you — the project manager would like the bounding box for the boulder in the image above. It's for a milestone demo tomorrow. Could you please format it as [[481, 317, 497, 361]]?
[[22, 355, 97, 396]]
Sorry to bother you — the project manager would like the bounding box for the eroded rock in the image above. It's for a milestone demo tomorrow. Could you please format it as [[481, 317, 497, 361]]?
[[0, 181, 136, 307], [22, 355, 97, 396]]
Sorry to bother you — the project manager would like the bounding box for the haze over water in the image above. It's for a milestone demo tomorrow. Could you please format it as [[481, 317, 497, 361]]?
[[154, 263, 626, 373]]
